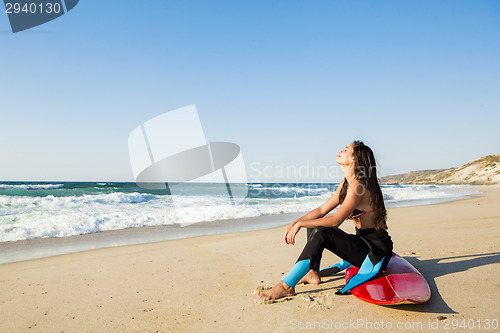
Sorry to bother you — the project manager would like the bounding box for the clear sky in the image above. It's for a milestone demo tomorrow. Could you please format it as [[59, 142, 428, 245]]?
[[1, 0, 499, 182]]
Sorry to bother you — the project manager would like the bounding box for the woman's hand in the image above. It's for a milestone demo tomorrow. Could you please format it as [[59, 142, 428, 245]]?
[[283, 221, 296, 243], [284, 221, 302, 245]]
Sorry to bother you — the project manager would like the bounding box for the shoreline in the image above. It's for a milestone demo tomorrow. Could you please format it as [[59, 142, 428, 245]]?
[[0, 186, 481, 264], [0, 185, 498, 332], [0, 212, 305, 264]]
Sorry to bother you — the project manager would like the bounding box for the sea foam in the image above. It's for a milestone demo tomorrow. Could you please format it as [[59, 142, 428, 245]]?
[[0, 182, 480, 242]]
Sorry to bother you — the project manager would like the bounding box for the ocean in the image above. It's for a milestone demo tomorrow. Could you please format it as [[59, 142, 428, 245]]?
[[0, 181, 480, 243]]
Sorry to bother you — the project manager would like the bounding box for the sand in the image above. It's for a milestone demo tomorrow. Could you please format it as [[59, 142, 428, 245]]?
[[0, 186, 499, 332]]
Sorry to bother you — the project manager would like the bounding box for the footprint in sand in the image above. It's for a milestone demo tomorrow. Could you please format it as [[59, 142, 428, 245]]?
[[300, 292, 335, 309], [256, 297, 294, 304], [255, 297, 293, 304]]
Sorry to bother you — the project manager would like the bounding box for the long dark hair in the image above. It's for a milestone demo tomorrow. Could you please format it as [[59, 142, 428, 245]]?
[[339, 140, 387, 231]]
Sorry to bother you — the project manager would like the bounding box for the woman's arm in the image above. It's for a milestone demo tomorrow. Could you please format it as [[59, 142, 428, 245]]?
[[292, 188, 339, 224], [289, 183, 343, 224], [300, 182, 362, 228], [284, 182, 364, 244], [284, 198, 339, 243], [292, 179, 345, 223]]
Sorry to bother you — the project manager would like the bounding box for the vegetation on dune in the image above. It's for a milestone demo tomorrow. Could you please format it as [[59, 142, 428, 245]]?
[[380, 155, 500, 185]]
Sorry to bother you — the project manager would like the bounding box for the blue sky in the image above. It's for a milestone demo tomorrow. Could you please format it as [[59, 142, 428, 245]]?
[[1, 0, 499, 182]]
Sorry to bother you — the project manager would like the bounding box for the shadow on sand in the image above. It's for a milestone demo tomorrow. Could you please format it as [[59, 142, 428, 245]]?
[[388, 251, 500, 314]]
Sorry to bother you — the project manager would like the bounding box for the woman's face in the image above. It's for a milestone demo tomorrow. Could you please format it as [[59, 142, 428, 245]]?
[[336, 143, 355, 166]]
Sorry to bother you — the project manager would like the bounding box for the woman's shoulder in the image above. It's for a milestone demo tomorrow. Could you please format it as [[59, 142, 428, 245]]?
[[348, 180, 372, 199]]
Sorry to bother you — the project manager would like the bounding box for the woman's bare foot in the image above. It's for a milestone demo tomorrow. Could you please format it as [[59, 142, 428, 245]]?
[[297, 269, 321, 285], [258, 281, 295, 300]]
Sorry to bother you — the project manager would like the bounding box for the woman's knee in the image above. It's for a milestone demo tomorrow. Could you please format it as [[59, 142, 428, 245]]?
[[307, 226, 338, 242], [307, 226, 322, 241]]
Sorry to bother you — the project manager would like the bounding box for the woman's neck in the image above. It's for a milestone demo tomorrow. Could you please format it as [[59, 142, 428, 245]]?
[[341, 165, 356, 183]]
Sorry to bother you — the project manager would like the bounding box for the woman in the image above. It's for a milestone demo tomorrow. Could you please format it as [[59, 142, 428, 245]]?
[[259, 140, 393, 300]]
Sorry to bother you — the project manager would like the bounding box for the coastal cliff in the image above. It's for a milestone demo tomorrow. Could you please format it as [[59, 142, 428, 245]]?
[[380, 154, 500, 185]]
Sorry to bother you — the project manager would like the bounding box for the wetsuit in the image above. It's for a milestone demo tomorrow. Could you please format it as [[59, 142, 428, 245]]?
[[281, 209, 393, 294]]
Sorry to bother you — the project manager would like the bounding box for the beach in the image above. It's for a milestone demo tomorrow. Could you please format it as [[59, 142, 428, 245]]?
[[0, 185, 499, 332]]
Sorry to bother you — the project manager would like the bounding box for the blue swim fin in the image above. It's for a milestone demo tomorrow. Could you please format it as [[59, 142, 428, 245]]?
[[319, 259, 352, 277], [335, 255, 384, 295]]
